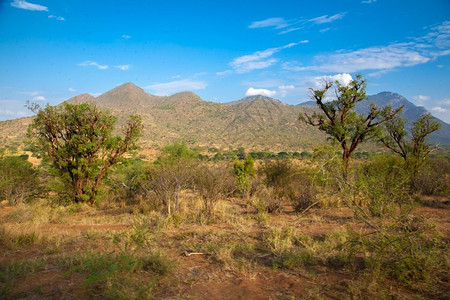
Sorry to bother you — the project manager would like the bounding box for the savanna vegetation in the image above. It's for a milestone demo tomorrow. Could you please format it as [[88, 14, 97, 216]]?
[[0, 82, 449, 299]]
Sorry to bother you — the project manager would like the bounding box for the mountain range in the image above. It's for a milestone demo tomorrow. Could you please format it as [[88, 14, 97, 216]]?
[[0, 83, 449, 154]]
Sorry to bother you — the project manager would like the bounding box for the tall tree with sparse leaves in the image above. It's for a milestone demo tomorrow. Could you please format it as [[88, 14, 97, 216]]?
[[27, 102, 142, 204], [301, 74, 402, 178]]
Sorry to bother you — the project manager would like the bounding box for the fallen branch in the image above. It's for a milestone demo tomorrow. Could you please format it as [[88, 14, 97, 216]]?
[[184, 252, 208, 257]]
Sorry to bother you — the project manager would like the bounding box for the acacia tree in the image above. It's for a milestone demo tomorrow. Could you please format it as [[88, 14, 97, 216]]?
[[379, 113, 441, 175], [301, 74, 402, 178], [27, 102, 142, 204]]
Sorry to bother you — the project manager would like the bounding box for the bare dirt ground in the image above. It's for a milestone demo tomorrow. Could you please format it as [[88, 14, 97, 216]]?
[[0, 196, 448, 299]]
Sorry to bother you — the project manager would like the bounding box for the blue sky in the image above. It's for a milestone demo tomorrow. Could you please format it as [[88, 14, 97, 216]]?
[[1, 0, 449, 122]]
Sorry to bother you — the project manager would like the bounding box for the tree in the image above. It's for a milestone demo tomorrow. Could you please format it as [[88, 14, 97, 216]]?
[[27, 102, 142, 204], [379, 113, 441, 175], [301, 74, 402, 178]]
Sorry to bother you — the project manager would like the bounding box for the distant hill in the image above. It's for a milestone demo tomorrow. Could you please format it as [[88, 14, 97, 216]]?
[[225, 95, 286, 106], [298, 91, 450, 144], [0, 83, 323, 152], [1, 84, 448, 154]]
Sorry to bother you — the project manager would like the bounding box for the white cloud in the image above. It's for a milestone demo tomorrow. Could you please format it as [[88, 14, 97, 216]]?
[[48, 15, 65, 21], [250, 12, 346, 35], [431, 106, 447, 113], [245, 87, 277, 97], [216, 70, 233, 76], [312, 73, 353, 88], [420, 21, 450, 51], [78, 61, 108, 70], [279, 27, 302, 35], [278, 85, 295, 97], [10, 0, 48, 11], [309, 12, 347, 24], [145, 79, 207, 96], [293, 43, 430, 73], [115, 65, 130, 71], [362, 0, 376, 3], [122, 34, 131, 39], [282, 21, 449, 75], [230, 42, 305, 73], [68, 88, 76, 92], [412, 95, 430, 105], [319, 27, 332, 33], [249, 17, 289, 29], [32, 95, 46, 102]]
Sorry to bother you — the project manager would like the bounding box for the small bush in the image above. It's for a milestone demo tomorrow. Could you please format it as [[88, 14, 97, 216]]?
[[233, 156, 255, 196], [344, 218, 448, 289], [0, 156, 42, 204], [356, 155, 413, 218], [263, 226, 296, 256], [105, 158, 152, 205], [194, 163, 235, 218], [259, 159, 317, 212], [412, 157, 450, 196]]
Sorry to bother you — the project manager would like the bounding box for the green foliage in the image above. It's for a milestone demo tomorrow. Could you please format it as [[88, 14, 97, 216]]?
[[302, 74, 402, 177], [27, 102, 142, 204], [356, 155, 413, 218], [380, 113, 442, 176], [344, 217, 448, 288], [61, 230, 173, 298], [412, 157, 450, 196], [0, 155, 41, 204], [105, 158, 152, 205], [159, 142, 197, 163], [233, 155, 255, 195]]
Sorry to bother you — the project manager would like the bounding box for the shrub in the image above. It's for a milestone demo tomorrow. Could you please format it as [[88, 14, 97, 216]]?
[[411, 157, 450, 196], [259, 159, 317, 212], [193, 163, 236, 218], [105, 158, 152, 205], [146, 160, 193, 215], [233, 156, 255, 196], [0, 156, 41, 204], [344, 217, 448, 289], [356, 155, 412, 218]]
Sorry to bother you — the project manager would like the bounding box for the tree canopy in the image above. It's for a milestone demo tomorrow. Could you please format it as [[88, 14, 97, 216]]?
[[27, 102, 142, 204], [379, 112, 441, 174], [301, 74, 402, 177]]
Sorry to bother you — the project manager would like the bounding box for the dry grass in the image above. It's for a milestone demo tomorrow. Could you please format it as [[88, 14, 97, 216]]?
[[0, 182, 448, 299]]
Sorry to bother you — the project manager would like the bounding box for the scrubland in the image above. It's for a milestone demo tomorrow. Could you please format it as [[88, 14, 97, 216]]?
[[0, 147, 449, 299]]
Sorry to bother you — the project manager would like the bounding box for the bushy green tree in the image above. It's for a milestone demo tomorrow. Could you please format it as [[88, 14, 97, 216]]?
[[301, 74, 402, 178], [27, 102, 142, 204]]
